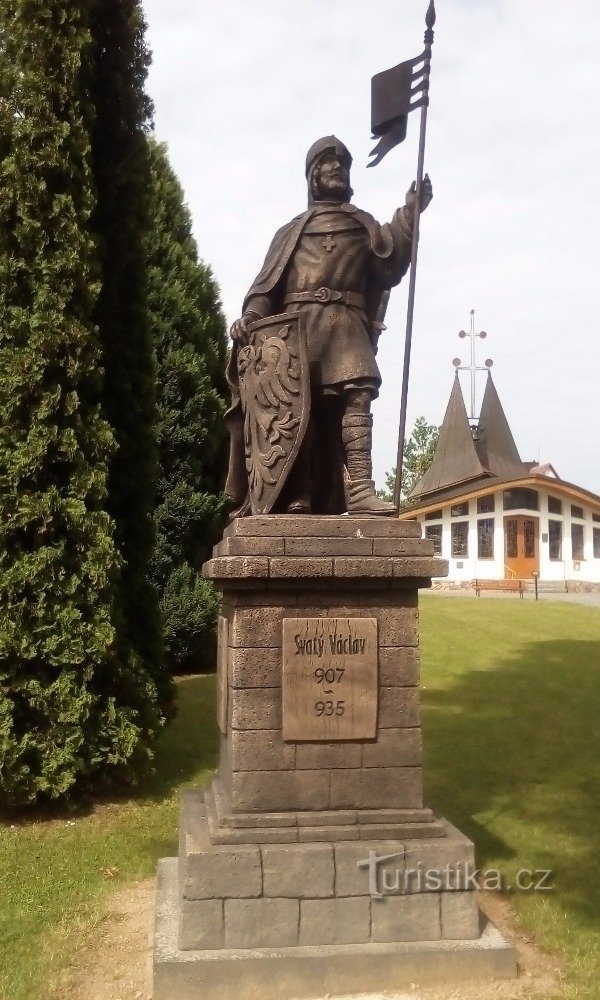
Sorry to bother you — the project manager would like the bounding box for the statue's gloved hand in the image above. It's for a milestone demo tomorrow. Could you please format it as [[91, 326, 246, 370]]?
[[404, 173, 433, 225], [229, 312, 259, 345]]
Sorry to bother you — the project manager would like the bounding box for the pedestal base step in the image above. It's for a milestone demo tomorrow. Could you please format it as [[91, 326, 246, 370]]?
[[205, 783, 445, 844], [155, 858, 517, 1000], [181, 795, 485, 954]]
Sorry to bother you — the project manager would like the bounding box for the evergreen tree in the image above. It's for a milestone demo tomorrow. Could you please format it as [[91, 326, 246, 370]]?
[[146, 140, 229, 671], [380, 417, 439, 507], [0, 0, 167, 805], [87, 2, 172, 707]]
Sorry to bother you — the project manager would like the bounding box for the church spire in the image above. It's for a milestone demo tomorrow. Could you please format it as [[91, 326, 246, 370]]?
[[453, 309, 493, 422], [409, 372, 485, 499], [408, 315, 526, 502], [475, 371, 524, 479]]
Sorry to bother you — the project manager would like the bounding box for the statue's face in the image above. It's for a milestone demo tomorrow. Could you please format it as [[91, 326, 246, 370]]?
[[314, 153, 351, 201]]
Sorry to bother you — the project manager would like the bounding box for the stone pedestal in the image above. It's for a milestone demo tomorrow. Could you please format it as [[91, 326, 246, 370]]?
[[153, 517, 516, 998]]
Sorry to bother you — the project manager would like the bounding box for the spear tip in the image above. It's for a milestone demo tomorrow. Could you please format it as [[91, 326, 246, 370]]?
[[426, 0, 436, 29]]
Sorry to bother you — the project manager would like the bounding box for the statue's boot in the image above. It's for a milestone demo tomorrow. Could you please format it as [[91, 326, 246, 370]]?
[[286, 496, 311, 514], [342, 413, 397, 517]]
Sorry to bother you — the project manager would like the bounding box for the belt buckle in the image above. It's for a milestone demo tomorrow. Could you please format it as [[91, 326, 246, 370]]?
[[314, 286, 331, 303]]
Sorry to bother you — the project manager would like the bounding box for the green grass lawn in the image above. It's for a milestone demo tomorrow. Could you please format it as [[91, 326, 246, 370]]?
[[421, 598, 600, 999], [0, 674, 220, 1000], [0, 597, 599, 999]]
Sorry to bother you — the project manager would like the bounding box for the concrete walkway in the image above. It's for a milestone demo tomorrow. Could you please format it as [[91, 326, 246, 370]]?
[[424, 587, 600, 607]]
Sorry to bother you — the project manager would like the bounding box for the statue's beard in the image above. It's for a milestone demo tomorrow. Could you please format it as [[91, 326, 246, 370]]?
[[310, 171, 352, 204]]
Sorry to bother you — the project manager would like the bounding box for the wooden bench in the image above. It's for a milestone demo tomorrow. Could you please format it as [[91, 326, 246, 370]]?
[[474, 579, 524, 598]]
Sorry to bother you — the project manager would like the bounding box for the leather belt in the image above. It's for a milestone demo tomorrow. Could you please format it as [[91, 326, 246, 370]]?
[[284, 287, 365, 308]]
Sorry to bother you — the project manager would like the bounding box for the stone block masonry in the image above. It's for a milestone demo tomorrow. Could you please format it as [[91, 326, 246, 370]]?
[[178, 793, 480, 952], [153, 516, 517, 997], [207, 517, 445, 828]]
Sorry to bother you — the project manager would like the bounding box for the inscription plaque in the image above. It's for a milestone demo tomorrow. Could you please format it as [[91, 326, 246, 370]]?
[[282, 617, 378, 741]]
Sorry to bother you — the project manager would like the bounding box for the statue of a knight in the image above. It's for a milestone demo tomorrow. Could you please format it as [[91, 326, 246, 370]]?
[[225, 135, 432, 517]]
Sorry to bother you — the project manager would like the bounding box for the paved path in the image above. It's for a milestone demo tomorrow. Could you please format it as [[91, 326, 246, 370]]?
[[424, 587, 600, 607]]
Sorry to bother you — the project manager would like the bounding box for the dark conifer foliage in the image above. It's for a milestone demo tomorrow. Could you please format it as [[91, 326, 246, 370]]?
[[146, 140, 229, 670], [0, 0, 168, 805], [0, 0, 174, 806], [86, 1, 171, 704]]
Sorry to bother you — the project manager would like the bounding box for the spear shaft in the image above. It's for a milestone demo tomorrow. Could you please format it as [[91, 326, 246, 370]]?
[[393, 1, 435, 511]]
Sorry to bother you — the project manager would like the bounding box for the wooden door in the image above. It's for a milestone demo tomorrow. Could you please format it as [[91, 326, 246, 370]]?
[[504, 516, 539, 579]]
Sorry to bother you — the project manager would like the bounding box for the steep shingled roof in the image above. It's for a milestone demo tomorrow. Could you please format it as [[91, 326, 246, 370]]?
[[475, 372, 524, 480], [409, 374, 486, 499], [409, 372, 527, 503]]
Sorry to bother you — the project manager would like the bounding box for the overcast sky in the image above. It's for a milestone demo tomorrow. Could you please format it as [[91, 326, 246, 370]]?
[[143, 0, 600, 495]]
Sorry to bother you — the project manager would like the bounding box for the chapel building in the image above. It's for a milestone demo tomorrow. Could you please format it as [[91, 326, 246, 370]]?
[[400, 371, 600, 591]]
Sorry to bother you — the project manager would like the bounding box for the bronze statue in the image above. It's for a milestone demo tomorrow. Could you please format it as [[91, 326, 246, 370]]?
[[225, 136, 432, 517]]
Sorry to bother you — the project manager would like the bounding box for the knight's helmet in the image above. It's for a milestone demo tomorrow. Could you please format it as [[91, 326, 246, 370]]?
[[305, 136, 353, 205]]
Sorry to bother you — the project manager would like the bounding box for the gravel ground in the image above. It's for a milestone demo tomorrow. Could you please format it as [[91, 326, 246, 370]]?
[[63, 883, 563, 1000]]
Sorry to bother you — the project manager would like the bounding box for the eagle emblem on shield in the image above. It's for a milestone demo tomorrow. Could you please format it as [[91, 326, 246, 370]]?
[[237, 312, 310, 514]]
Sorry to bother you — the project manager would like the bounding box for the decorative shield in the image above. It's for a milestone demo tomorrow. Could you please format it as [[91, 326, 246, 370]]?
[[237, 312, 310, 515]]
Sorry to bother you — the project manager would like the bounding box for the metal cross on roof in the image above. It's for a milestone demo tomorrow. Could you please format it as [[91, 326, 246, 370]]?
[[452, 309, 494, 421]]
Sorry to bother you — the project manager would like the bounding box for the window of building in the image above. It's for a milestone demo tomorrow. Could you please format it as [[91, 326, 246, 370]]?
[[505, 519, 517, 558], [503, 488, 539, 511], [593, 513, 600, 524], [451, 521, 469, 557], [477, 495, 495, 514], [425, 524, 442, 555], [524, 519, 536, 558], [571, 505, 584, 520], [571, 523, 584, 560], [424, 509, 442, 521], [594, 528, 600, 558], [451, 501, 469, 517], [548, 519, 562, 560], [548, 496, 562, 515], [477, 518, 494, 559]]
